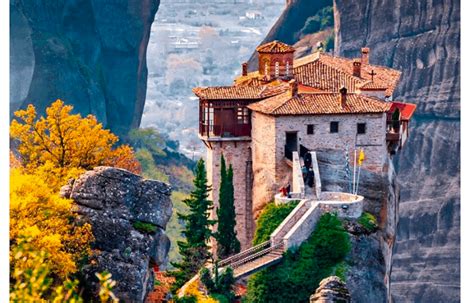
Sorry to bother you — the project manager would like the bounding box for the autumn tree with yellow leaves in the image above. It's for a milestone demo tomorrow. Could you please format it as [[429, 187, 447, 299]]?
[[10, 99, 141, 182], [10, 99, 141, 300]]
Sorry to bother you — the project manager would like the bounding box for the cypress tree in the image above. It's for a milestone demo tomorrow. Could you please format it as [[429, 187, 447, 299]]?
[[170, 159, 215, 292], [216, 156, 241, 259]]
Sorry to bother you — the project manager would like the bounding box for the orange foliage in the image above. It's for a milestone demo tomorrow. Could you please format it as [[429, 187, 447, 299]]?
[[146, 269, 175, 303]]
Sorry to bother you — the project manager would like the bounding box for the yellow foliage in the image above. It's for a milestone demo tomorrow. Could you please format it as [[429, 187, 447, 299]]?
[[10, 235, 84, 302], [10, 99, 141, 179], [10, 168, 93, 279], [183, 280, 218, 303]]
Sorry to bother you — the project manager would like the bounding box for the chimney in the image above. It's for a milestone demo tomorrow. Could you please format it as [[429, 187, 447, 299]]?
[[361, 47, 370, 65], [242, 62, 248, 76], [352, 59, 361, 77], [339, 86, 347, 108], [288, 79, 298, 97]]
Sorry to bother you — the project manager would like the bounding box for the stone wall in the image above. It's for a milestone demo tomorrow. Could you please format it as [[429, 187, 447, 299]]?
[[251, 112, 278, 216], [205, 140, 253, 249], [270, 199, 310, 244], [274, 113, 388, 174]]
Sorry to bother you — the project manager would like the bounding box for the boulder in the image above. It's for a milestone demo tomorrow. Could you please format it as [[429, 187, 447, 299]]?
[[310, 276, 351, 303], [61, 166, 172, 302]]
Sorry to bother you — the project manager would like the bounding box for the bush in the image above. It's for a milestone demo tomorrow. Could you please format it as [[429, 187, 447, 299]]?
[[243, 213, 351, 303], [253, 201, 299, 245], [301, 6, 334, 35], [358, 212, 378, 233], [132, 221, 158, 234]]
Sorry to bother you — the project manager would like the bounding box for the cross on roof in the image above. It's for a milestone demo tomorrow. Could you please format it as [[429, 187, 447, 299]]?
[[369, 69, 377, 82]]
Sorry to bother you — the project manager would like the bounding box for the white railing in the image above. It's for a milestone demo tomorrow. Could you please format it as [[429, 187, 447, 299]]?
[[292, 151, 305, 197], [310, 151, 322, 199]]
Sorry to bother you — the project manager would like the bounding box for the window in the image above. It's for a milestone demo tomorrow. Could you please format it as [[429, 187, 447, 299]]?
[[264, 60, 269, 76], [286, 61, 290, 76], [357, 123, 366, 134], [275, 61, 280, 78], [307, 124, 314, 135], [237, 107, 249, 124], [330, 121, 339, 133]]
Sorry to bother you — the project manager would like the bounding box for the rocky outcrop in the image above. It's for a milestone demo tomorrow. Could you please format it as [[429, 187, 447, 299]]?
[[333, 1, 460, 301], [309, 276, 351, 303], [250, 0, 460, 300], [61, 166, 172, 302], [316, 148, 398, 301], [10, 0, 159, 136]]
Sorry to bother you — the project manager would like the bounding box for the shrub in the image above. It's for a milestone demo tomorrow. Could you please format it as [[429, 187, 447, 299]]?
[[252, 201, 299, 245], [358, 212, 378, 233], [243, 213, 351, 303], [133, 221, 158, 234], [301, 6, 334, 35]]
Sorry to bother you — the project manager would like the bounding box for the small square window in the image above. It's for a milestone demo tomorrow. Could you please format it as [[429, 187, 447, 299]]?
[[307, 125, 314, 135], [357, 123, 366, 134], [330, 121, 339, 133]]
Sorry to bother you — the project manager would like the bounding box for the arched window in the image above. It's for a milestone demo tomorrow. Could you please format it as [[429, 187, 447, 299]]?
[[286, 61, 290, 76], [275, 61, 280, 78]]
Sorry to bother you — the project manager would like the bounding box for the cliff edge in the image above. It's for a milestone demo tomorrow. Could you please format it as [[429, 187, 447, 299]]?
[[61, 166, 172, 302], [10, 0, 160, 136]]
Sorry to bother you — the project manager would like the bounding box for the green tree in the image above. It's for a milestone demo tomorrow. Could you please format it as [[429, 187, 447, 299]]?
[[169, 159, 216, 292], [215, 155, 240, 259]]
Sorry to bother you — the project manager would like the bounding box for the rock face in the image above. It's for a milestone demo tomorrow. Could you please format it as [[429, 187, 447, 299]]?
[[317, 149, 398, 301], [10, 0, 160, 136], [309, 276, 351, 303], [333, 1, 460, 302], [250, 0, 460, 300], [61, 166, 172, 302]]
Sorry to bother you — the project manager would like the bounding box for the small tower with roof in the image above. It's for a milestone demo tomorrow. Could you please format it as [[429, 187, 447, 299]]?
[[256, 40, 295, 81]]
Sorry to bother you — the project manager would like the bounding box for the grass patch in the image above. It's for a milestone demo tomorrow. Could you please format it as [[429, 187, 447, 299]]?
[[252, 201, 299, 245], [358, 212, 378, 233], [133, 221, 157, 234], [243, 213, 351, 303]]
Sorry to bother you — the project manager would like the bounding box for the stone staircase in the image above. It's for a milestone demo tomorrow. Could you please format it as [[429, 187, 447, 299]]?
[[177, 150, 361, 298]]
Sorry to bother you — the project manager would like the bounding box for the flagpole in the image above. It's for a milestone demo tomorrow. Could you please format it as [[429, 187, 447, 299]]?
[[353, 149, 357, 194], [355, 161, 361, 195]]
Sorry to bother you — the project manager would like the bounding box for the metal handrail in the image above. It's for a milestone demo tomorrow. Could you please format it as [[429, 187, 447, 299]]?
[[218, 240, 271, 267], [228, 241, 284, 269]]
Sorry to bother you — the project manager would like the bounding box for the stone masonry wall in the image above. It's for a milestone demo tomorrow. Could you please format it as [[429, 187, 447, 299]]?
[[251, 112, 278, 217], [274, 113, 388, 175], [206, 140, 253, 249]]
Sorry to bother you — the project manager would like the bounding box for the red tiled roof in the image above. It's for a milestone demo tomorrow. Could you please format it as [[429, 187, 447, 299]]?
[[389, 101, 417, 120], [248, 92, 392, 116], [256, 40, 295, 53], [192, 83, 289, 100], [293, 52, 401, 96]]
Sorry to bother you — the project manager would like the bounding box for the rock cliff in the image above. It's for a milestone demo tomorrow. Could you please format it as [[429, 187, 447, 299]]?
[[249, 0, 460, 301], [61, 166, 172, 302], [333, 1, 460, 301], [10, 0, 159, 136], [317, 149, 398, 301], [309, 276, 351, 303]]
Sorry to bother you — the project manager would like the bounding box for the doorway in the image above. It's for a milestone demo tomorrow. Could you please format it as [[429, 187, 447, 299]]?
[[285, 131, 298, 159]]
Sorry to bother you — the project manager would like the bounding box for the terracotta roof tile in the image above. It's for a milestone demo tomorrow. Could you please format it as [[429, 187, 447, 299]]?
[[293, 52, 401, 96], [256, 40, 295, 53], [193, 83, 289, 100], [248, 92, 392, 116]]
